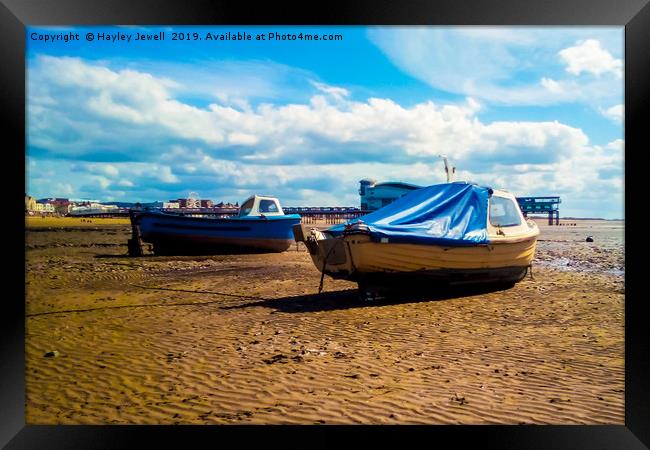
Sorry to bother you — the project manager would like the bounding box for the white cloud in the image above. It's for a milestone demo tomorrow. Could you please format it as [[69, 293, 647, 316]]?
[[96, 164, 119, 177], [141, 139, 622, 218], [32, 55, 226, 146], [72, 163, 120, 177], [464, 97, 482, 114], [600, 104, 624, 122], [605, 139, 624, 152], [32, 55, 590, 167], [227, 132, 259, 146], [157, 166, 179, 183], [27, 55, 624, 218], [310, 80, 350, 100], [94, 176, 111, 190], [559, 39, 623, 77], [367, 28, 623, 107], [28, 55, 608, 172], [541, 77, 564, 94], [53, 182, 74, 196]]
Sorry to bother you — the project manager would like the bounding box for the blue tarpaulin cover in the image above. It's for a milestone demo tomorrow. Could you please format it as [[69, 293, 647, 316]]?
[[329, 182, 491, 246]]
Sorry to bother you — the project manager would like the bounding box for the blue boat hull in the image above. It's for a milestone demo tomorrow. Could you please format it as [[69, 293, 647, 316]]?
[[133, 211, 302, 254]]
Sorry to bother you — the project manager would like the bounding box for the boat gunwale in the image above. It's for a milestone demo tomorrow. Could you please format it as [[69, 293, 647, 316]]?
[[339, 230, 538, 247], [134, 210, 302, 223]]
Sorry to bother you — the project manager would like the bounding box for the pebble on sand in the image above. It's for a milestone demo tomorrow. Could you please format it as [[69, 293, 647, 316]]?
[[43, 351, 59, 358]]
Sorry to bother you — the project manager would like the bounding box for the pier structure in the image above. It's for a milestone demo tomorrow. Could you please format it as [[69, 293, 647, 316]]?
[[515, 196, 561, 225], [283, 207, 367, 224], [67, 208, 131, 218], [70, 206, 365, 224]]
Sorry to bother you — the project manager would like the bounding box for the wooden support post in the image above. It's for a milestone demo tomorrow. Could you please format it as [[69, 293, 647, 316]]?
[[127, 209, 144, 256]]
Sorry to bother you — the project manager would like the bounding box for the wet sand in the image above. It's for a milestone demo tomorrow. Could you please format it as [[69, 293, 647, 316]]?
[[25, 218, 624, 424]]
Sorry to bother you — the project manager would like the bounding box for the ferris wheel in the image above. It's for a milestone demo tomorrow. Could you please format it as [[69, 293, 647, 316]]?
[[187, 191, 201, 208]]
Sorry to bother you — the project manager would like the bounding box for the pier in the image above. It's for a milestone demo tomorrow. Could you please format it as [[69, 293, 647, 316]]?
[[516, 196, 561, 225], [283, 207, 367, 224], [69, 206, 367, 224]]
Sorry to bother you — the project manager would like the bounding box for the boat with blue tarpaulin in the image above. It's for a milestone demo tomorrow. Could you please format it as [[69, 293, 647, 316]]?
[[293, 181, 539, 296]]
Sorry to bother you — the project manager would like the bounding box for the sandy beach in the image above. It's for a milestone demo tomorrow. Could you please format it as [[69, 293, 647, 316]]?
[[25, 217, 624, 424]]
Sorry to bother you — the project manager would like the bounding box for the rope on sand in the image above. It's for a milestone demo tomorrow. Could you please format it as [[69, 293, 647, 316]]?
[[317, 236, 344, 294]]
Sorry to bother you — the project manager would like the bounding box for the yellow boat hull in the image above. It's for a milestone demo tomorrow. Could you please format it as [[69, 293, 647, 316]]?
[[293, 187, 540, 289], [349, 236, 537, 273], [297, 225, 538, 286]]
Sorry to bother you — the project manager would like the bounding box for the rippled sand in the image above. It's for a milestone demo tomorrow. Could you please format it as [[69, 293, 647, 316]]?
[[25, 218, 624, 424]]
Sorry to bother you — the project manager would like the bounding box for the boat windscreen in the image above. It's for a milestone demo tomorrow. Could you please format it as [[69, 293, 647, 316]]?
[[239, 198, 255, 216], [489, 196, 522, 227], [259, 199, 279, 213]]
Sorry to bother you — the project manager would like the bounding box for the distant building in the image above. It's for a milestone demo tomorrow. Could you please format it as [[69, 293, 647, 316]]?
[[34, 200, 55, 213], [215, 202, 238, 209], [45, 198, 72, 215], [359, 179, 422, 211], [172, 198, 190, 208], [25, 195, 36, 212], [163, 202, 180, 209], [171, 197, 213, 208]]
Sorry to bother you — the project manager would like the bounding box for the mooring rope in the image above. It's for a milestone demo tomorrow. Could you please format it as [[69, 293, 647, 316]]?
[[317, 236, 344, 294]]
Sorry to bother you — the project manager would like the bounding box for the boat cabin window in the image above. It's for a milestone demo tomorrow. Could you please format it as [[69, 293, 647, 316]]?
[[259, 199, 279, 213], [489, 196, 522, 227], [239, 198, 255, 216]]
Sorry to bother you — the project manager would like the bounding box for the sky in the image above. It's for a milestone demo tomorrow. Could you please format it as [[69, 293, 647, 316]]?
[[26, 26, 624, 218]]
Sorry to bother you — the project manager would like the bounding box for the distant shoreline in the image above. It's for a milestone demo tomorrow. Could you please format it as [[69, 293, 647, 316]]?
[[528, 216, 623, 221]]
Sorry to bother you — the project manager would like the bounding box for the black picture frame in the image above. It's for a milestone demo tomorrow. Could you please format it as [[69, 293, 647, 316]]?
[[3, 0, 648, 448]]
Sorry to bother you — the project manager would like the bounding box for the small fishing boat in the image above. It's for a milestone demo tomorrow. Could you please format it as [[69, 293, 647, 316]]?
[[293, 182, 539, 296], [131, 195, 301, 255]]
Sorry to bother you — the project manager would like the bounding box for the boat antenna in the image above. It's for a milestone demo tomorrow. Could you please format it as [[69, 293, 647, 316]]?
[[437, 154, 456, 183]]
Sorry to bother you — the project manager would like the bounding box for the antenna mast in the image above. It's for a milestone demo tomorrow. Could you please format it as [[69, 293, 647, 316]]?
[[438, 154, 456, 183]]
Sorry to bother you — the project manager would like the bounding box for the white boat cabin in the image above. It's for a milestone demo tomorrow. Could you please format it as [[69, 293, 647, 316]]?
[[238, 195, 286, 217]]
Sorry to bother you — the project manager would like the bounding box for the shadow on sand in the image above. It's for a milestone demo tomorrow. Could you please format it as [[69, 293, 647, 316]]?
[[221, 282, 516, 314], [93, 253, 227, 262], [94, 253, 132, 259]]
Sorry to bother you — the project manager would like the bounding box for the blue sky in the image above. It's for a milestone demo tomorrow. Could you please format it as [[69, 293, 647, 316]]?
[[26, 26, 624, 218]]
